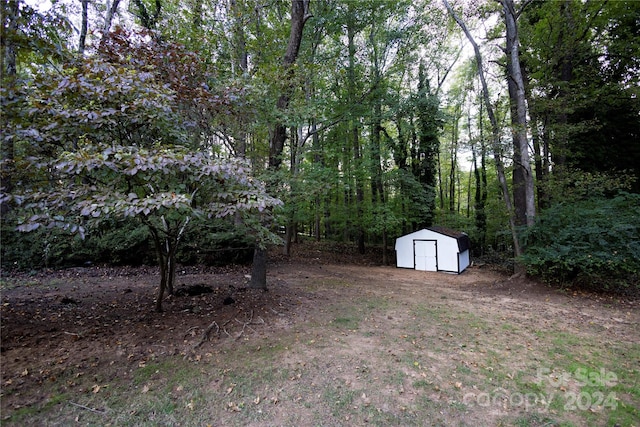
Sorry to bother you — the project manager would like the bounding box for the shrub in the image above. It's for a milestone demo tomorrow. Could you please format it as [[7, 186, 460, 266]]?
[[1, 215, 254, 271], [1, 216, 154, 270], [175, 217, 255, 266], [520, 192, 640, 293]]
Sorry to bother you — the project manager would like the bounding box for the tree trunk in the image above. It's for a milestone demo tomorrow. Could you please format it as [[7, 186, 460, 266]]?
[[251, 0, 310, 288], [354, 125, 366, 255], [78, 0, 89, 55], [472, 93, 488, 255], [444, 0, 522, 258], [324, 193, 331, 239], [311, 120, 322, 241], [501, 0, 536, 228], [103, 0, 121, 33], [346, 12, 366, 255], [165, 238, 176, 295], [132, 0, 162, 30], [370, 105, 384, 205], [147, 217, 189, 312], [382, 228, 388, 266], [98, 0, 121, 49], [149, 227, 168, 312], [449, 113, 458, 212], [268, 0, 310, 170], [415, 63, 439, 227], [2, 0, 17, 77], [283, 223, 294, 256], [437, 150, 444, 210], [230, 0, 249, 156], [249, 247, 267, 290], [524, 62, 548, 212]]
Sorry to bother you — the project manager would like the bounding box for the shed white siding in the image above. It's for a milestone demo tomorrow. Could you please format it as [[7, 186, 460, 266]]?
[[395, 227, 471, 274]]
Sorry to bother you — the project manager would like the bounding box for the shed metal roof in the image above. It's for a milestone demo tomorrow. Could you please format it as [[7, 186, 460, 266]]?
[[426, 226, 471, 253]]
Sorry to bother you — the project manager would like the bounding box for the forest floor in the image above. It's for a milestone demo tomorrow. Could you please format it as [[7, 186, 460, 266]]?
[[1, 241, 639, 426]]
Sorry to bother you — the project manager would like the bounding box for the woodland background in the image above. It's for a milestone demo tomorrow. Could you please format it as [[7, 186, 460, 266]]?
[[1, 0, 639, 295]]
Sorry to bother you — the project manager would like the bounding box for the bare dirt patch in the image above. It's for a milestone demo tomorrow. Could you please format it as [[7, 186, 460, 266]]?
[[1, 242, 639, 426]]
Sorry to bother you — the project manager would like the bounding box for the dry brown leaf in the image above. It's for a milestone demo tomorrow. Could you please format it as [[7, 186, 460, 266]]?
[[227, 402, 241, 412]]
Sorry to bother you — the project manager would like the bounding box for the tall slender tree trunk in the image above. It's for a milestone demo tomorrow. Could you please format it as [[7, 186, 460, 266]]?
[[449, 113, 458, 212], [324, 193, 332, 239], [311, 120, 322, 241], [103, 0, 121, 33], [230, 0, 249, 157], [474, 88, 488, 255], [251, 0, 310, 288], [371, 102, 384, 204], [132, 0, 162, 30], [437, 150, 444, 210], [283, 126, 300, 256], [523, 62, 548, 212], [346, 12, 365, 254], [312, 122, 322, 242], [98, 0, 121, 49], [415, 63, 439, 228], [78, 0, 89, 55], [444, 0, 522, 258], [466, 115, 473, 219], [353, 124, 365, 254], [268, 0, 310, 170], [501, 0, 536, 228]]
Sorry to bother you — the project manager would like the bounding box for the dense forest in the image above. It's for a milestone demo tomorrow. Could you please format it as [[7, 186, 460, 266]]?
[[1, 0, 639, 297]]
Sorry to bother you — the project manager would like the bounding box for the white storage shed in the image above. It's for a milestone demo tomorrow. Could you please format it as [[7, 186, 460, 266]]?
[[395, 227, 471, 274]]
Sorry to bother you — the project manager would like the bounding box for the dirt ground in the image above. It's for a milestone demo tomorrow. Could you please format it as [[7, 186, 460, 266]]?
[[1, 242, 638, 425]]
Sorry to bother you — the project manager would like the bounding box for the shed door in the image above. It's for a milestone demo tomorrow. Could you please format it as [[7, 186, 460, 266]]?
[[414, 240, 437, 271]]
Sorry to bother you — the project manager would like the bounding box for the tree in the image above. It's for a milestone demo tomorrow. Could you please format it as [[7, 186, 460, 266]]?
[[2, 32, 280, 311], [267, 0, 311, 170], [1, 0, 19, 215], [132, 0, 162, 30], [250, 0, 311, 289], [499, 0, 535, 227], [520, 0, 640, 197], [78, 0, 89, 54], [1, 1, 74, 216], [443, 0, 522, 257], [102, 0, 121, 35], [413, 61, 441, 228], [9, 144, 278, 312]]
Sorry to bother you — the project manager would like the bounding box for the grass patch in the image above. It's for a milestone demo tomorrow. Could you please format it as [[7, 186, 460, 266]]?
[[3, 265, 638, 427], [3, 392, 69, 423], [331, 316, 359, 329]]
